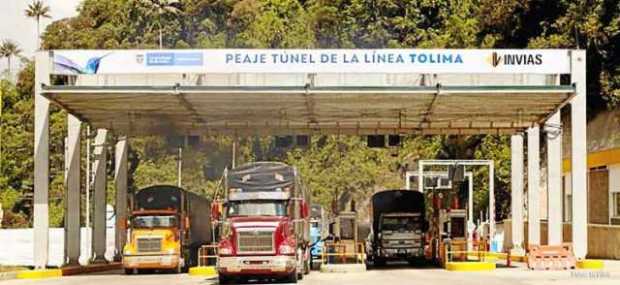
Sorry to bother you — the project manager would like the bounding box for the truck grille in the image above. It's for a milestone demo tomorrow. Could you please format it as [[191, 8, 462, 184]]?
[[136, 237, 162, 253], [237, 230, 274, 254]]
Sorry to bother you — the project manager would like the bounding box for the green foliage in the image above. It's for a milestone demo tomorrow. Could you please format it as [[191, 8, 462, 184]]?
[[1, 0, 620, 228]]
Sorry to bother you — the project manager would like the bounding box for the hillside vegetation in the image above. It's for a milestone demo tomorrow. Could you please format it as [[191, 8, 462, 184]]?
[[1, 0, 619, 227]]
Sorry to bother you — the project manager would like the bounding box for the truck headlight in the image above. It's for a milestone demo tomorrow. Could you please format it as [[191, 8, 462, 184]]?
[[124, 248, 133, 255], [219, 247, 233, 255]]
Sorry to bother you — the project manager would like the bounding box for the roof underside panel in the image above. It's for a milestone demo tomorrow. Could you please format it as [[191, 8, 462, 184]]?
[[43, 85, 574, 136]]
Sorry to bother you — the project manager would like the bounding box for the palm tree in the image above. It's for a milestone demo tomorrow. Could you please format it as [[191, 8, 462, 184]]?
[[25, 0, 51, 49], [0, 40, 22, 75], [140, 0, 182, 48]]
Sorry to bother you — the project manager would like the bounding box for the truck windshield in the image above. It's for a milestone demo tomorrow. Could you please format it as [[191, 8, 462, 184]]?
[[132, 215, 177, 228], [227, 201, 287, 216], [381, 216, 420, 231]]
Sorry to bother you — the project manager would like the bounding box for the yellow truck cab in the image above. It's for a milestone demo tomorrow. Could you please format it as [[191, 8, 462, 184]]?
[[123, 185, 211, 274]]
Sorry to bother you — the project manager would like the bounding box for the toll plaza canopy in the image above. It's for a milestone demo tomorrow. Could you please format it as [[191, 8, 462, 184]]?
[[32, 49, 590, 270], [41, 49, 576, 136]]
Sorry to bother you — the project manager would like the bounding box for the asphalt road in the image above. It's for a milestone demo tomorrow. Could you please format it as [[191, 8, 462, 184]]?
[[3, 265, 620, 285]]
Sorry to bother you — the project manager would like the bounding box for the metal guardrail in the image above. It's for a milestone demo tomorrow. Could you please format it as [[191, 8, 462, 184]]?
[[198, 244, 219, 267], [320, 242, 366, 265]]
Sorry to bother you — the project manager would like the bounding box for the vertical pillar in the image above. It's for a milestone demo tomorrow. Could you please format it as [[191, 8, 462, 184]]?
[[114, 137, 128, 261], [489, 161, 495, 242], [64, 115, 81, 265], [527, 125, 541, 247], [467, 173, 474, 251], [547, 111, 563, 245], [571, 50, 588, 259], [33, 52, 51, 269], [91, 129, 108, 263], [417, 161, 424, 193], [511, 134, 525, 254]]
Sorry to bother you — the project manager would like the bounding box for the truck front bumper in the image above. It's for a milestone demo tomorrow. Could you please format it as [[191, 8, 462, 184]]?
[[217, 255, 296, 276], [379, 247, 425, 259], [122, 254, 181, 269]]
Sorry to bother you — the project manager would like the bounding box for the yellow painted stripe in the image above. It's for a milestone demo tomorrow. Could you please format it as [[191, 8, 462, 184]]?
[[445, 262, 496, 271], [188, 266, 217, 276], [563, 147, 620, 173], [576, 259, 604, 269], [16, 269, 62, 279]]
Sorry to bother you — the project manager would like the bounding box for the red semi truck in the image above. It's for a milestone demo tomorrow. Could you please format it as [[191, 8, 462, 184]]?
[[215, 162, 311, 284]]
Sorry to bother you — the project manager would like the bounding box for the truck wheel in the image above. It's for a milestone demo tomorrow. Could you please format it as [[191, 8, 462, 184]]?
[[218, 274, 232, 284], [287, 270, 298, 283], [124, 268, 134, 275], [374, 258, 386, 267]]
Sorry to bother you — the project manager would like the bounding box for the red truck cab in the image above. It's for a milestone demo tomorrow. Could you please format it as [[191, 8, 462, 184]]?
[[216, 162, 311, 284]]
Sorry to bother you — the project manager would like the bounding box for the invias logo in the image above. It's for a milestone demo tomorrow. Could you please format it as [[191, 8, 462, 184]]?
[[490, 52, 543, 67]]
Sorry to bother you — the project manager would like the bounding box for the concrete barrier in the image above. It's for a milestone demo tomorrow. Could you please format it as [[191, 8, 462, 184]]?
[[445, 262, 496, 271], [16, 269, 62, 279], [188, 266, 217, 277]]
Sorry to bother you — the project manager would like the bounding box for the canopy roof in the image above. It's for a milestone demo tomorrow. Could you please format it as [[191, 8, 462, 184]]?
[[42, 84, 574, 136]]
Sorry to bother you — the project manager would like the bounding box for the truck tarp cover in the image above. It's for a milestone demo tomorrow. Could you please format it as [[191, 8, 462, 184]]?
[[228, 162, 295, 191], [135, 185, 183, 210], [371, 190, 425, 235]]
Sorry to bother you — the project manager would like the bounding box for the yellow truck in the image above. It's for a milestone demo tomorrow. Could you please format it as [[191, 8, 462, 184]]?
[[123, 185, 212, 274]]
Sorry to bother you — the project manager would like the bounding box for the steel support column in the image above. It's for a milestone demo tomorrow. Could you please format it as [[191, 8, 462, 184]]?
[[571, 50, 588, 259], [64, 115, 81, 265], [511, 134, 525, 254], [546, 111, 563, 245], [489, 162, 495, 241], [33, 52, 51, 269], [114, 137, 128, 261], [91, 129, 108, 263], [527, 125, 541, 247]]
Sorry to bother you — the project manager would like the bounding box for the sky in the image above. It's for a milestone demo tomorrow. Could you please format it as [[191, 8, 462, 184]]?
[[0, 0, 81, 73]]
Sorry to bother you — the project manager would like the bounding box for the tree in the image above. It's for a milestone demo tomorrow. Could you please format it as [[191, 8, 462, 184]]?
[[0, 40, 22, 75], [139, 0, 182, 48], [25, 0, 52, 49]]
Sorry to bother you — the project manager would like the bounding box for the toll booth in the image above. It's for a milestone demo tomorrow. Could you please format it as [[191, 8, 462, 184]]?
[[325, 211, 363, 264], [31, 49, 588, 271]]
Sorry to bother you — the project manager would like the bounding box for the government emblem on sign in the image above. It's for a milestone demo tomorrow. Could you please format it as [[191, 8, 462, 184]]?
[[136, 54, 144, 64]]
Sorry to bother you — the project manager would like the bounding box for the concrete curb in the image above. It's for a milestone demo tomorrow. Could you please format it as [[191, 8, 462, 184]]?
[[320, 264, 366, 273], [16, 269, 62, 279], [0, 271, 18, 281], [445, 262, 496, 271], [188, 266, 217, 277], [576, 260, 604, 269], [61, 262, 122, 276]]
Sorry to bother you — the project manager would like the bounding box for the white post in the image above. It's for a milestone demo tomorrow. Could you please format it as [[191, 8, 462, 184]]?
[[511, 134, 525, 255], [489, 161, 495, 243], [467, 172, 474, 251], [64, 115, 81, 265], [177, 147, 182, 187], [114, 137, 128, 261], [91, 129, 108, 263], [33, 52, 51, 269], [571, 50, 588, 259], [546, 111, 563, 245], [418, 161, 424, 193], [527, 125, 541, 247]]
